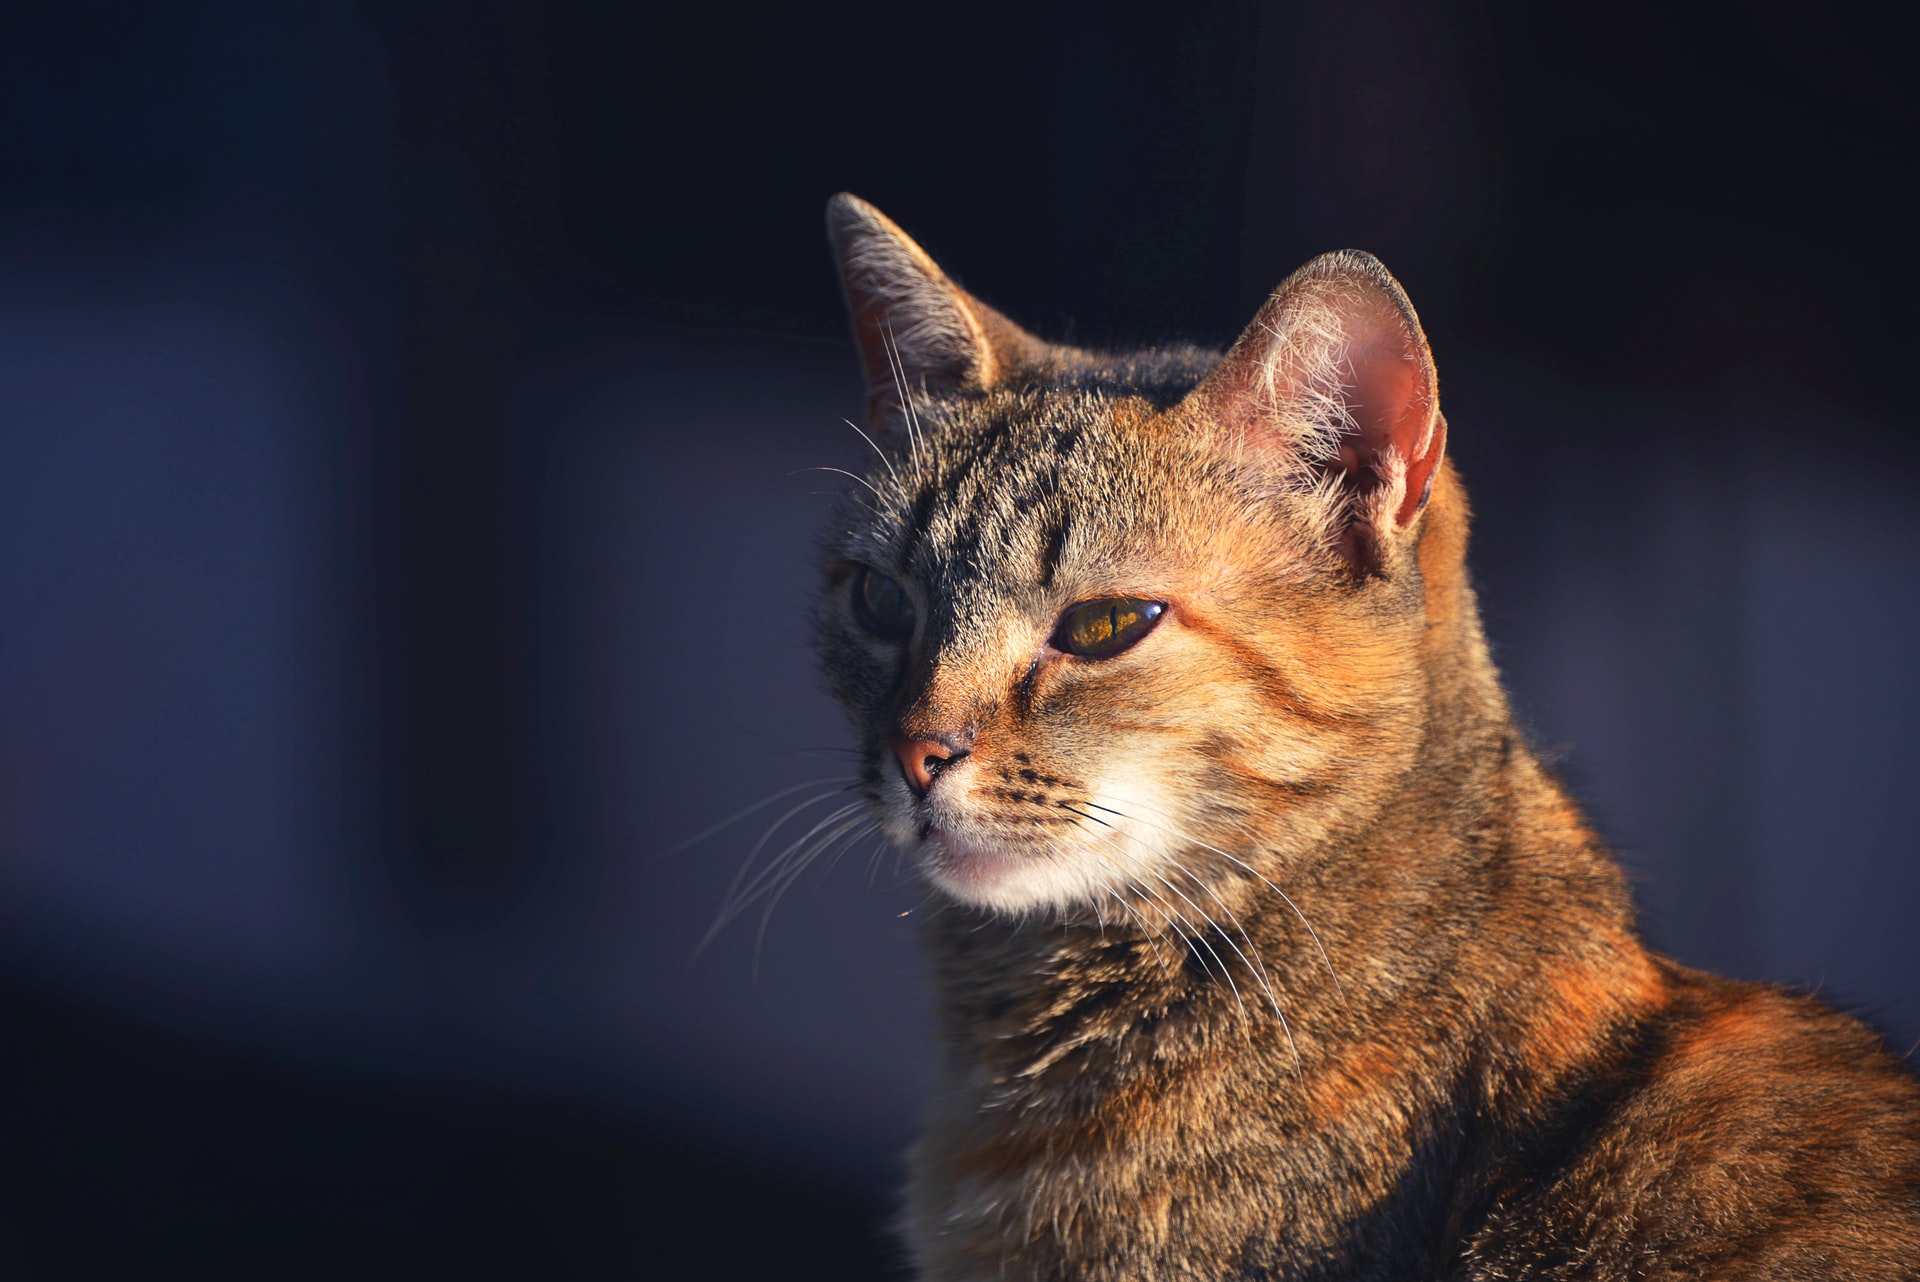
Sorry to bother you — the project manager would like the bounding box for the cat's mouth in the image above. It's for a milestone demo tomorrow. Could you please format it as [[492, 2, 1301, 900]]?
[[895, 774, 1177, 913], [912, 811, 1141, 912]]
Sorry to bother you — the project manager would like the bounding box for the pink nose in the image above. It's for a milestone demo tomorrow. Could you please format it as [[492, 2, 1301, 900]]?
[[890, 736, 965, 795]]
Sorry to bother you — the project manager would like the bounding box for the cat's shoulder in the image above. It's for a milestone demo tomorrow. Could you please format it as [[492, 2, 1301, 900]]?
[[1647, 964, 1920, 1104], [1468, 965, 1920, 1279]]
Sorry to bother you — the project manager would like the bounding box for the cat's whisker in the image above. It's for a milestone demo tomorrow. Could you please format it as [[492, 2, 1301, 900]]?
[[1162, 854, 1282, 1005], [757, 746, 864, 760], [807, 487, 887, 520], [756, 813, 869, 904], [1061, 815, 1188, 982], [721, 800, 869, 921], [854, 829, 921, 897], [746, 818, 868, 974], [1103, 889, 1184, 983], [751, 816, 874, 976], [1121, 883, 1199, 969], [1083, 799, 1345, 1004], [842, 417, 901, 489], [1060, 809, 1196, 945], [792, 464, 885, 502], [1147, 897, 1237, 1005], [1063, 808, 1239, 1002], [820, 819, 881, 882], [659, 776, 855, 860], [1065, 802, 1303, 1072], [702, 799, 868, 955], [879, 319, 926, 484], [708, 789, 860, 927], [1138, 866, 1253, 1023], [1173, 862, 1302, 1077]]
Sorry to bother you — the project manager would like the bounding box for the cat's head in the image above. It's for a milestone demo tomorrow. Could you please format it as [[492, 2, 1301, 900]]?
[[817, 193, 1458, 917]]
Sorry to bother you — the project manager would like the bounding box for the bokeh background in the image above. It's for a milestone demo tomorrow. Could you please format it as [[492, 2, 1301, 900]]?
[[1, 2, 1914, 1277]]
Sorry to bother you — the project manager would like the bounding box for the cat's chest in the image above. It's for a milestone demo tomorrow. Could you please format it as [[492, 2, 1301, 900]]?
[[909, 1044, 1439, 1282]]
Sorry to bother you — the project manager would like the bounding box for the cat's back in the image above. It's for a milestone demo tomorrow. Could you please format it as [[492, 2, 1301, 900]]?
[[1463, 963, 1920, 1280]]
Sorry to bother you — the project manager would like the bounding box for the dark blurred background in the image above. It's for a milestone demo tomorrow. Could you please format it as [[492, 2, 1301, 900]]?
[[0, 1, 1914, 1277]]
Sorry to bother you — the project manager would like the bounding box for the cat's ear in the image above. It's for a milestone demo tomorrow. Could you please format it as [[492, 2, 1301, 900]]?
[[1183, 250, 1446, 566], [827, 193, 1044, 424]]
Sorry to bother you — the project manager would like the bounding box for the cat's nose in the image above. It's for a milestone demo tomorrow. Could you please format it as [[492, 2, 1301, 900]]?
[[890, 735, 969, 796]]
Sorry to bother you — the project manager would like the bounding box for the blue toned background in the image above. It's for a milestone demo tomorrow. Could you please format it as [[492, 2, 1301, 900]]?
[[1, 2, 1914, 1278]]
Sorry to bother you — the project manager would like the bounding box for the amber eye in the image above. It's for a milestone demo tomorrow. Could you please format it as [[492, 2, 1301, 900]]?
[[1051, 597, 1166, 659], [852, 567, 915, 639]]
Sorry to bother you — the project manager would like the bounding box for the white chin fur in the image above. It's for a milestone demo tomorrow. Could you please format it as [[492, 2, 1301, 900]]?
[[901, 774, 1183, 916]]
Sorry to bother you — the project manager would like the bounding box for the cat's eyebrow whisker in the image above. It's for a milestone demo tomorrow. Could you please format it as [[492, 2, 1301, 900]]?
[[879, 319, 926, 484], [840, 420, 898, 498], [891, 333, 933, 482], [805, 486, 887, 520], [1084, 799, 1345, 1004], [793, 464, 885, 502], [842, 418, 901, 489]]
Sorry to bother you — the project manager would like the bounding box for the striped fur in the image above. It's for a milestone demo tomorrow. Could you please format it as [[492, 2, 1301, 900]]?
[[814, 194, 1920, 1280]]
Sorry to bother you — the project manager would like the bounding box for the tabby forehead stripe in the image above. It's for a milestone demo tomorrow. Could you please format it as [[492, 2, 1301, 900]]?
[[898, 411, 1087, 585], [1036, 512, 1072, 588]]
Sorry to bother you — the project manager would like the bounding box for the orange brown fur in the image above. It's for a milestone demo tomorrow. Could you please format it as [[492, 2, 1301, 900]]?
[[815, 193, 1920, 1279]]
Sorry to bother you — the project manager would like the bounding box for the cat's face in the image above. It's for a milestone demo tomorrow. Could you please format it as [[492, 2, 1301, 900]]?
[[818, 195, 1446, 917], [818, 389, 1431, 917]]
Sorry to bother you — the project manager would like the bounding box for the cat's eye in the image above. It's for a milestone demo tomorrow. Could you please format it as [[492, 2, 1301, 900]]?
[[852, 567, 916, 639], [1052, 597, 1166, 659]]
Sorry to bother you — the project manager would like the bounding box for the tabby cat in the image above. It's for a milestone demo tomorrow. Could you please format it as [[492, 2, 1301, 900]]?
[[814, 192, 1920, 1280]]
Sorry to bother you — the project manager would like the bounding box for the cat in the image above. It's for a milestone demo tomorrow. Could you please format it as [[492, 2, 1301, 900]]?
[[813, 192, 1920, 1280]]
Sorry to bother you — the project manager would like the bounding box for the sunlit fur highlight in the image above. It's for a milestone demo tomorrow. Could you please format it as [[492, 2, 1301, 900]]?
[[813, 194, 1920, 1280]]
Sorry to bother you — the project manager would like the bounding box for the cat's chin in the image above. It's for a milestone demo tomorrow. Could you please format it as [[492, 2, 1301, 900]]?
[[919, 828, 1112, 915], [921, 829, 1058, 912], [923, 829, 1027, 889]]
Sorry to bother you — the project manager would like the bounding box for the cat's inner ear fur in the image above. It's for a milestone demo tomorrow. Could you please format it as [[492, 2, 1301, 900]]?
[[827, 192, 1045, 425], [1182, 250, 1447, 571]]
